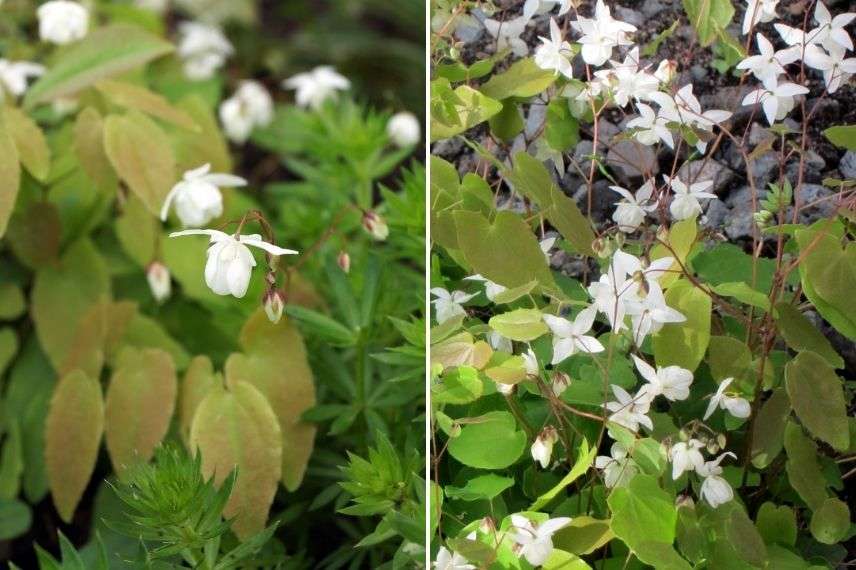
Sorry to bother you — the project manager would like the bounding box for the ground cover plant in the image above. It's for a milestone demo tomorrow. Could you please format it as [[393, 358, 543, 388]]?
[[430, 0, 855, 567], [0, 0, 425, 568]]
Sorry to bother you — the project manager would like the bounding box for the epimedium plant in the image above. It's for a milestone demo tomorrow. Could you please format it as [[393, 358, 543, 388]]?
[[0, 0, 424, 568], [430, 0, 855, 568]]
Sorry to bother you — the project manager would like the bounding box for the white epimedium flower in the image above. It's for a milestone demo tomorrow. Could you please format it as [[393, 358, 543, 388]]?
[[650, 84, 731, 153], [483, 16, 530, 58], [169, 230, 297, 298], [387, 111, 421, 147], [219, 81, 273, 144], [146, 262, 171, 303], [605, 384, 652, 433], [631, 354, 693, 402], [534, 18, 574, 79], [609, 179, 657, 232], [523, 0, 574, 20], [804, 44, 856, 94], [463, 274, 506, 302], [627, 103, 675, 149], [588, 267, 630, 332], [654, 59, 677, 84], [737, 33, 800, 87], [161, 164, 247, 228], [434, 546, 476, 570], [522, 348, 539, 377], [509, 515, 572, 567], [703, 377, 752, 421], [38, 1, 88, 45], [595, 442, 637, 488], [540, 237, 557, 263], [550, 370, 571, 397], [595, 48, 659, 107], [741, 80, 809, 126], [610, 250, 674, 293], [0, 59, 44, 101], [430, 288, 477, 324], [571, 0, 637, 66], [531, 426, 559, 468], [664, 174, 716, 221], [698, 452, 737, 508], [811, 1, 856, 53], [669, 439, 705, 479], [177, 22, 233, 80], [283, 66, 350, 110], [742, 0, 779, 35], [487, 330, 513, 353], [543, 306, 605, 365], [625, 282, 686, 344]]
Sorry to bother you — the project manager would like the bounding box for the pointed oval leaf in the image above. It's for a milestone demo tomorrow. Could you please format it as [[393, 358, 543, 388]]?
[[5, 201, 61, 269], [0, 109, 20, 238], [785, 351, 849, 451], [4, 106, 50, 181], [653, 279, 711, 371], [448, 411, 526, 469], [73, 107, 118, 193], [809, 498, 850, 545], [95, 80, 198, 131], [783, 421, 827, 510], [179, 355, 219, 444], [489, 308, 548, 341]]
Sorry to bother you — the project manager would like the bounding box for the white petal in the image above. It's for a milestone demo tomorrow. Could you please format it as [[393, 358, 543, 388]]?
[[239, 236, 299, 256], [200, 173, 248, 187]]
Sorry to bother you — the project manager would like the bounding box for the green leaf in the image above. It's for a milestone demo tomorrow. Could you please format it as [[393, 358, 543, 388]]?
[[23, 24, 173, 108], [634, 542, 692, 570], [711, 282, 770, 311], [172, 94, 232, 174], [608, 474, 677, 553], [4, 105, 50, 182], [682, 0, 735, 46], [751, 389, 791, 469], [822, 125, 856, 150], [544, 99, 580, 151], [179, 355, 219, 444], [94, 79, 198, 130], [448, 411, 526, 470], [530, 440, 596, 511], [5, 201, 62, 270], [783, 421, 827, 510], [488, 100, 524, 142], [508, 152, 595, 256], [73, 107, 118, 194], [489, 308, 548, 341], [653, 279, 711, 371], [433, 366, 484, 405], [785, 351, 849, 451], [0, 500, 31, 540], [284, 305, 356, 346], [0, 418, 23, 500], [0, 329, 18, 378], [755, 502, 797, 547], [430, 84, 502, 142], [445, 474, 514, 501], [115, 194, 158, 267], [809, 498, 850, 544], [692, 243, 775, 293], [553, 516, 613, 556], [0, 283, 25, 320], [0, 108, 21, 239], [775, 302, 844, 368], [542, 550, 592, 570], [480, 58, 557, 100]]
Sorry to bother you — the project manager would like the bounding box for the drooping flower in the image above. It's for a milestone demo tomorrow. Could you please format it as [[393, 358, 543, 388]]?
[[434, 546, 476, 570], [669, 439, 705, 480], [571, 0, 637, 66], [595, 48, 659, 106], [161, 164, 247, 228], [736, 33, 800, 87], [649, 84, 731, 153], [430, 288, 477, 324], [540, 237, 557, 263], [703, 377, 752, 420], [0, 59, 45, 101], [627, 103, 675, 149], [664, 174, 717, 221], [534, 18, 574, 79], [483, 16, 530, 58], [697, 452, 737, 508], [605, 384, 653, 433], [509, 514, 572, 567], [38, 1, 88, 45], [522, 348, 539, 377], [654, 59, 677, 84], [609, 179, 657, 232], [543, 306, 605, 365], [550, 370, 571, 397], [523, 0, 573, 20], [387, 111, 421, 147], [177, 22, 233, 80], [595, 442, 638, 488], [219, 80, 274, 143], [740, 79, 809, 126], [625, 282, 686, 344], [146, 262, 172, 304], [464, 274, 507, 302], [632, 354, 693, 402], [742, 0, 779, 35], [169, 229, 297, 298], [283, 66, 350, 110], [531, 426, 559, 468], [337, 250, 351, 273]]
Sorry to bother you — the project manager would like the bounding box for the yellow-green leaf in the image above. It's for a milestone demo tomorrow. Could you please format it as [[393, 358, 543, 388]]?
[[60, 300, 136, 379], [95, 79, 198, 131], [179, 355, 219, 444], [73, 107, 118, 193], [116, 194, 158, 267], [4, 105, 50, 181], [653, 279, 711, 371], [5, 201, 62, 269], [775, 302, 844, 369], [488, 308, 548, 341], [430, 85, 502, 142], [480, 58, 557, 100], [45, 369, 104, 523], [0, 109, 20, 238], [0, 283, 25, 320], [172, 94, 232, 173], [189, 380, 282, 540]]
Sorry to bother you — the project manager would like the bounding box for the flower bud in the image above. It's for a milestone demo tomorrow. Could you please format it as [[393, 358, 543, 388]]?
[[146, 262, 171, 304], [479, 516, 496, 534], [655, 59, 677, 84], [496, 381, 515, 395], [386, 111, 421, 148], [337, 250, 351, 273], [678, 428, 689, 442], [550, 371, 571, 397], [716, 433, 727, 449], [263, 290, 285, 324], [531, 426, 559, 468], [706, 439, 720, 454], [362, 210, 389, 241]]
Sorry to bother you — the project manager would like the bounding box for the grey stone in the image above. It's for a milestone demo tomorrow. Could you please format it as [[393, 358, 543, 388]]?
[[792, 184, 837, 225], [690, 64, 708, 82], [571, 140, 595, 174], [723, 185, 768, 240], [607, 140, 659, 180], [750, 152, 780, 187], [525, 103, 548, 138], [677, 159, 734, 195], [614, 6, 645, 27], [640, 0, 668, 18], [595, 118, 620, 150], [703, 198, 729, 229], [431, 137, 465, 159], [748, 122, 773, 146], [805, 150, 826, 171], [839, 151, 856, 179], [573, 179, 614, 224]]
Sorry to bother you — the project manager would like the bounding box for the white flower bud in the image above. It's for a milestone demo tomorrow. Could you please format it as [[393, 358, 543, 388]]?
[[38, 1, 88, 45], [219, 80, 273, 143], [531, 426, 559, 469], [337, 250, 351, 273], [654, 59, 678, 84], [146, 262, 171, 303], [177, 22, 233, 80], [264, 290, 285, 324], [362, 210, 389, 241], [386, 111, 421, 147]]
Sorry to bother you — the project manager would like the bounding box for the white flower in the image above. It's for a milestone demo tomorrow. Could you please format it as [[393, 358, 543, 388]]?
[[509, 515, 572, 567], [283, 66, 350, 110], [587, 268, 630, 332], [160, 164, 247, 228], [737, 33, 800, 87], [698, 452, 737, 508], [543, 306, 605, 365], [523, 0, 573, 19], [605, 384, 652, 433], [742, 0, 779, 35], [146, 262, 171, 303], [610, 250, 674, 292], [649, 84, 731, 153], [219, 81, 273, 143], [595, 48, 659, 106], [550, 371, 571, 396], [631, 354, 693, 402], [654, 59, 677, 84], [811, 1, 856, 53], [531, 426, 559, 468], [430, 288, 477, 324], [169, 229, 297, 298], [571, 0, 637, 66], [487, 330, 513, 353], [804, 44, 856, 93], [540, 237, 557, 263], [595, 442, 637, 488], [522, 348, 539, 376], [609, 179, 657, 232], [484, 16, 530, 58], [669, 439, 705, 480], [0, 59, 44, 101], [177, 22, 233, 80], [534, 18, 574, 79], [464, 274, 507, 302], [703, 377, 752, 420], [627, 103, 675, 149], [387, 111, 421, 147], [625, 282, 686, 344], [664, 174, 716, 221], [741, 80, 809, 126], [38, 1, 88, 45], [434, 546, 476, 570]]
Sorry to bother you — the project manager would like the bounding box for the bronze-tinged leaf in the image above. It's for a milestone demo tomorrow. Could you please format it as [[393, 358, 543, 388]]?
[[105, 347, 176, 479], [115, 194, 158, 268], [0, 108, 21, 238], [30, 238, 111, 372], [73, 107, 118, 193], [179, 355, 219, 443], [95, 80, 199, 131], [4, 105, 50, 181], [172, 94, 232, 173], [225, 309, 316, 491], [5, 201, 62, 269], [45, 369, 104, 522], [61, 300, 137, 379], [103, 110, 176, 217], [189, 380, 282, 540]]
